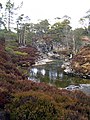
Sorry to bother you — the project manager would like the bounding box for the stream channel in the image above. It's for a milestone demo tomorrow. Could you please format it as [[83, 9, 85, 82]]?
[[28, 60, 90, 95]]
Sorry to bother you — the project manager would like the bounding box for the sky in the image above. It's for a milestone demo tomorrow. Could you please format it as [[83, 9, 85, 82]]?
[[1, 0, 90, 29]]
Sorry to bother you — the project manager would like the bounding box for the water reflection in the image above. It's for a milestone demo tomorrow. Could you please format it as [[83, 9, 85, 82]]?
[[28, 61, 64, 84], [29, 67, 59, 81], [28, 61, 90, 88], [49, 69, 57, 80], [31, 68, 38, 75], [59, 73, 63, 78], [41, 69, 46, 76]]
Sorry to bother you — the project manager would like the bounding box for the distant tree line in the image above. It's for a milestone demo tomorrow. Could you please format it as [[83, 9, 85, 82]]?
[[0, 0, 90, 53]]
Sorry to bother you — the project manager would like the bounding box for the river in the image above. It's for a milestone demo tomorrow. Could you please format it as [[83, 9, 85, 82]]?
[[28, 60, 90, 95]]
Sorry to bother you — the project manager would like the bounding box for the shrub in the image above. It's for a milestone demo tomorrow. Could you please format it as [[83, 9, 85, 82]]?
[[6, 91, 64, 120], [5, 47, 14, 54], [14, 51, 28, 56]]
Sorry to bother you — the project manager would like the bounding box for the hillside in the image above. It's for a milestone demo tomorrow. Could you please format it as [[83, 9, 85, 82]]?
[[71, 46, 90, 79], [0, 38, 90, 120]]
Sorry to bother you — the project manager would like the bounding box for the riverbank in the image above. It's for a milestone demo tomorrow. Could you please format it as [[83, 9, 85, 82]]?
[[60, 46, 90, 79], [34, 58, 54, 66], [71, 46, 90, 79]]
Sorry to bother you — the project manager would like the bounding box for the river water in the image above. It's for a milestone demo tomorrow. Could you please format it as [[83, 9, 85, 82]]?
[[28, 60, 90, 92]]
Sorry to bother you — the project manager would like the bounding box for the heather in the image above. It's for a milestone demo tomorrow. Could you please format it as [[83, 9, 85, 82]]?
[[0, 38, 90, 120], [71, 46, 90, 78]]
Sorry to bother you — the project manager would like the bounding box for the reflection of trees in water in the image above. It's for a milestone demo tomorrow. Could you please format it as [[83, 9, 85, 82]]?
[[49, 69, 57, 81], [30, 68, 38, 76], [28, 61, 90, 88], [41, 69, 46, 76], [59, 73, 63, 78], [29, 65, 64, 84]]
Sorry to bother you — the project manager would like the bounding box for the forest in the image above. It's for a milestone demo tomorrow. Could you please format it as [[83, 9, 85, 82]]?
[[0, 0, 90, 51], [0, 0, 90, 120]]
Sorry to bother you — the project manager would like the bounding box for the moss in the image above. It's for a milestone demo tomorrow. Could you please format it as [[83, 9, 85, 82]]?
[[14, 51, 28, 56]]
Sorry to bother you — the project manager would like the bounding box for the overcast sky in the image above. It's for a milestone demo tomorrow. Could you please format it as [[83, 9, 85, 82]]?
[[1, 0, 90, 29]]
